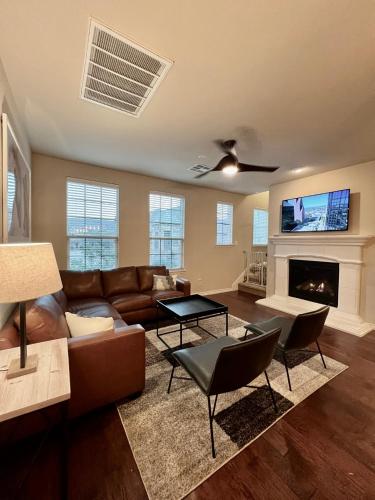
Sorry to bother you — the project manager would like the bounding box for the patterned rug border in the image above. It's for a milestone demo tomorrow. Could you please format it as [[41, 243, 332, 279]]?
[[116, 316, 349, 500]]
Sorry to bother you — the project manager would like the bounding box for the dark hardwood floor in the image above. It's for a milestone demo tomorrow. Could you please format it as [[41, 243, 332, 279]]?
[[2, 291, 375, 499]]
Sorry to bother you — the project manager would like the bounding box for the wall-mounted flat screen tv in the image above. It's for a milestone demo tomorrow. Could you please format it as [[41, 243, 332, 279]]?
[[281, 188, 350, 232]]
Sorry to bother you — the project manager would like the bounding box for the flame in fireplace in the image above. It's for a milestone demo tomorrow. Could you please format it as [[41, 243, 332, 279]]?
[[297, 279, 334, 297]]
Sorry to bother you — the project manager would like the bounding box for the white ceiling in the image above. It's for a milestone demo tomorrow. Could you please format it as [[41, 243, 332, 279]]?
[[1, 0, 375, 194]]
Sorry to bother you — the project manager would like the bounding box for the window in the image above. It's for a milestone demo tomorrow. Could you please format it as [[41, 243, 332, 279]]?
[[253, 209, 269, 245], [216, 202, 233, 245], [7, 171, 16, 231], [67, 179, 119, 271], [149, 192, 185, 269]]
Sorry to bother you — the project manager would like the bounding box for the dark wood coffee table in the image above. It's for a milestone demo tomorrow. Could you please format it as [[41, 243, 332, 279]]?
[[156, 294, 228, 349]]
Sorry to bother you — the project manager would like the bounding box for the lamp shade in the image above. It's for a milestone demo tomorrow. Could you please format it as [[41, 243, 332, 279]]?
[[0, 243, 62, 303]]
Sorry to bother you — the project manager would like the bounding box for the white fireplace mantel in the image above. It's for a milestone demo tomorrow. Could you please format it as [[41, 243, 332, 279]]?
[[256, 234, 374, 336], [269, 235, 372, 245]]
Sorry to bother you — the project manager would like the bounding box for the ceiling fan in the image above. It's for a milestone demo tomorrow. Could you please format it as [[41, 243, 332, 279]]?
[[195, 140, 279, 178]]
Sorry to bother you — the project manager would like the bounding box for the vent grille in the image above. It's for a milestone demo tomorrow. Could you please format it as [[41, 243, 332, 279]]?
[[188, 164, 212, 174], [81, 20, 173, 117]]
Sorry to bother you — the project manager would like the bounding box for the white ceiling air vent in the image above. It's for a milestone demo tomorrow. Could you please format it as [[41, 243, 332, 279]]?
[[81, 19, 173, 117], [188, 164, 212, 175]]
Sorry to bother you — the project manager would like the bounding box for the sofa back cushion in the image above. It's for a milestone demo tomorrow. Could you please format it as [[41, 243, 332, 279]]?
[[14, 295, 70, 344], [137, 266, 168, 292], [102, 267, 139, 297], [53, 289, 68, 312], [60, 270, 103, 300], [0, 310, 20, 350]]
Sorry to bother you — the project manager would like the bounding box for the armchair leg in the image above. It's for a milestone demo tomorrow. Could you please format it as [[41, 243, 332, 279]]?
[[212, 394, 218, 418], [167, 364, 176, 394], [316, 340, 327, 369], [207, 397, 216, 459], [264, 370, 278, 413], [282, 352, 292, 391]]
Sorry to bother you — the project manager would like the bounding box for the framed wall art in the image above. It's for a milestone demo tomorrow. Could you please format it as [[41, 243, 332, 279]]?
[[1, 113, 31, 242]]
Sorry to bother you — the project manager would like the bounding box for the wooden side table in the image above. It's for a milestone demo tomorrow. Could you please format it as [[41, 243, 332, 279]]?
[[0, 338, 71, 498], [0, 338, 70, 422]]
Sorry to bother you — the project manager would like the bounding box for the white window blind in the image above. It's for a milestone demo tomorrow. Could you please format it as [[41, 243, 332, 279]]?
[[253, 209, 269, 245], [7, 171, 16, 231], [216, 202, 233, 245], [149, 192, 185, 269], [67, 179, 119, 270]]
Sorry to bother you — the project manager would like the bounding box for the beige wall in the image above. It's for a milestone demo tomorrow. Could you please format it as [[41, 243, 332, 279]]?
[[0, 57, 31, 326], [267, 161, 375, 323], [31, 153, 259, 293], [236, 191, 269, 274]]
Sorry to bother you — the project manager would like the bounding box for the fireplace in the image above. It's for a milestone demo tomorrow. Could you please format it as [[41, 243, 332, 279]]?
[[289, 259, 339, 307], [256, 235, 374, 336]]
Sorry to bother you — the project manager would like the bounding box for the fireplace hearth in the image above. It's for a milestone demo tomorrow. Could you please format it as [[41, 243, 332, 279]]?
[[289, 259, 339, 307]]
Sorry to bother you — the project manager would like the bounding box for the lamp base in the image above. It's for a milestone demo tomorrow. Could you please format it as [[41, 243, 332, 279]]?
[[6, 354, 38, 379]]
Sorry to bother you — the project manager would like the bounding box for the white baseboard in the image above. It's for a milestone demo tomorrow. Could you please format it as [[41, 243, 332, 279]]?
[[199, 288, 233, 296], [231, 270, 245, 290]]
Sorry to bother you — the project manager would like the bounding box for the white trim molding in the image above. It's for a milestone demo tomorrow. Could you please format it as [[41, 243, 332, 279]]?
[[269, 234, 373, 246], [200, 288, 233, 296], [257, 234, 374, 336]]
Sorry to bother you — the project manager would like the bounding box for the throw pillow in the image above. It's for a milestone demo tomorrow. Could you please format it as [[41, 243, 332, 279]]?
[[65, 312, 114, 337], [153, 274, 176, 291]]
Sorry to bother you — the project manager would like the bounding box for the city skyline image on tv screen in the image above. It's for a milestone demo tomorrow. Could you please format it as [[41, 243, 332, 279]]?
[[281, 189, 350, 232]]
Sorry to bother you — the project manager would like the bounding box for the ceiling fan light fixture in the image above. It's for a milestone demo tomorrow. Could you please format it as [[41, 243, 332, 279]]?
[[222, 164, 239, 176]]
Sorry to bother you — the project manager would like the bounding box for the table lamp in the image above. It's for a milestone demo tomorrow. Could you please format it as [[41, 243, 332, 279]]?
[[0, 243, 62, 379]]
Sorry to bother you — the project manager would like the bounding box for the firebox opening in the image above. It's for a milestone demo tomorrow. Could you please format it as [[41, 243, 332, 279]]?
[[289, 259, 339, 307]]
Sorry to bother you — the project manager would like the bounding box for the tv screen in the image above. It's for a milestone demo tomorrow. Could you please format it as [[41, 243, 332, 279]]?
[[281, 189, 350, 232]]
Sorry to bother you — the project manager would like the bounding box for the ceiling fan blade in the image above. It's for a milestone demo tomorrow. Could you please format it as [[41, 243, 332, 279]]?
[[216, 153, 238, 170], [238, 163, 279, 173], [195, 153, 238, 178], [194, 169, 212, 179]]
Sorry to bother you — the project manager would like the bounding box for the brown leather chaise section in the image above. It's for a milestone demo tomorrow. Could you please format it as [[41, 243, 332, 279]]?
[[137, 266, 168, 292], [67, 324, 145, 418], [102, 266, 139, 296], [60, 269, 103, 299]]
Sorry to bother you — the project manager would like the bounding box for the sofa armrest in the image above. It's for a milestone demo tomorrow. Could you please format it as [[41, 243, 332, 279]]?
[[176, 277, 191, 296], [67, 324, 145, 418]]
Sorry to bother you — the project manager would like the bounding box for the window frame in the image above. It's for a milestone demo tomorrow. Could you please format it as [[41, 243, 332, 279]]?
[[66, 177, 120, 271], [252, 207, 269, 246], [148, 191, 185, 270], [216, 201, 234, 246]]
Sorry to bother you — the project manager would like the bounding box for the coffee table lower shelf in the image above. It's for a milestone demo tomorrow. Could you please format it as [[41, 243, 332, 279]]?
[[156, 294, 229, 350]]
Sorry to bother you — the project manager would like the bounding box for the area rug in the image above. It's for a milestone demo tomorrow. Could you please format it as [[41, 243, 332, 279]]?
[[117, 314, 347, 500]]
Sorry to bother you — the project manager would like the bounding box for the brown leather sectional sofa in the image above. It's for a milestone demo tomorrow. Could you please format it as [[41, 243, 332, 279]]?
[[0, 265, 190, 442], [61, 265, 191, 325]]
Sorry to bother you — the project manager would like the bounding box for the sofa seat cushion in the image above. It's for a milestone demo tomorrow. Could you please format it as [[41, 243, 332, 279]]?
[[60, 270, 103, 300], [145, 290, 184, 304], [137, 266, 167, 292], [108, 293, 154, 313], [68, 299, 122, 320], [102, 267, 139, 297]]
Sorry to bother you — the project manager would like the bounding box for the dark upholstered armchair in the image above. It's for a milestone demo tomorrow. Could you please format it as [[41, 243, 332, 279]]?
[[167, 329, 281, 458], [244, 306, 329, 391]]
